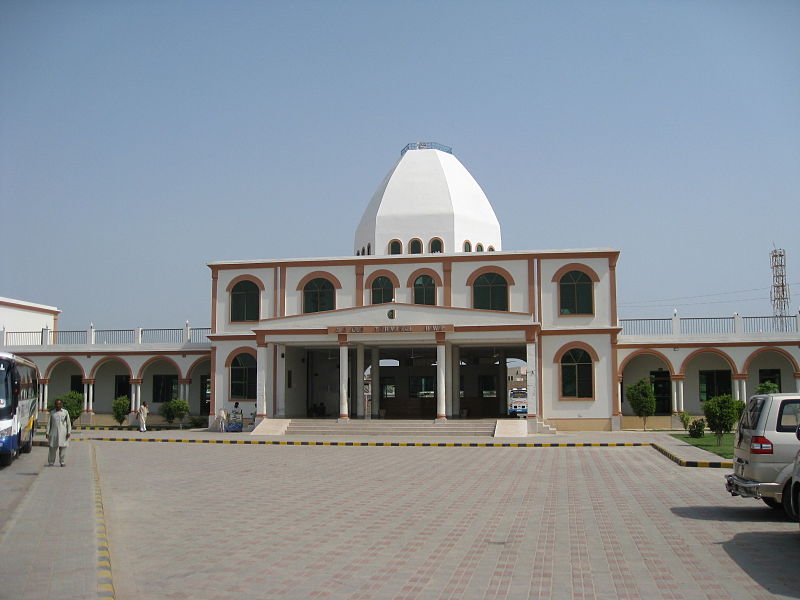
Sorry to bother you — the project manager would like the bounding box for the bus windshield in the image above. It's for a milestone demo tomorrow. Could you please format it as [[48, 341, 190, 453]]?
[[0, 360, 12, 419]]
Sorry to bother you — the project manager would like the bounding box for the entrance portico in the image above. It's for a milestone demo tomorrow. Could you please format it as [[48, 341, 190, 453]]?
[[251, 303, 539, 422]]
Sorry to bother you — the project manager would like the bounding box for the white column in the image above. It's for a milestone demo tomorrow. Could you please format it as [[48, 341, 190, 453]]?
[[452, 346, 461, 417], [733, 378, 740, 401], [276, 344, 286, 418], [795, 376, 800, 394], [436, 342, 446, 420], [445, 343, 453, 418], [355, 344, 365, 418], [256, 344, 268, 418], [41, 382, 49, 412], [83, 382, 89, 411], [88, 383, 94, 412], [677, 380, 684, 412], [129, 386, 137, 414], [671, 378, 678, 413], [497, 351, 507, 416], [265, 343, 274, 418], [526, 342, 537, 417], [740, 379, 747, 401], [371, 347, 380, 418], [339, 342, 349, 419]]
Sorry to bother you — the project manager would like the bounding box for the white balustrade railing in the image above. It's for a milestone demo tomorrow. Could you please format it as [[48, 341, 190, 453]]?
[[0, 325, 211, 347]]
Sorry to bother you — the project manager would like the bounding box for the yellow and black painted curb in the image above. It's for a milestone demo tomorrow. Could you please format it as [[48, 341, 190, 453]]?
[[651, 443, 733, 469], [35, 438, 732, 468], [91, 444, 116, 600]]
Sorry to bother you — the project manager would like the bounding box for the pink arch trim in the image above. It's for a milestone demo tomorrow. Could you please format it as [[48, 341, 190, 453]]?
[[136, 355, 183, 380], [679, 348, 739, 377], [617, 349, 675, 377]]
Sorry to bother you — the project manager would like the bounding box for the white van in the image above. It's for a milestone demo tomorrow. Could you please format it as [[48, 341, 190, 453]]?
[[725, 393, 800, 520]]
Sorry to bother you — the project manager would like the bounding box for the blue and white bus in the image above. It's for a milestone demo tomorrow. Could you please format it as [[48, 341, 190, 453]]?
[[0, 353, 39, 466]]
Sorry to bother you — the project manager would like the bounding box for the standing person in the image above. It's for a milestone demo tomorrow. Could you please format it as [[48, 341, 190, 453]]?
[[46, 399, 71, 467], [138, 401, 149, 432]]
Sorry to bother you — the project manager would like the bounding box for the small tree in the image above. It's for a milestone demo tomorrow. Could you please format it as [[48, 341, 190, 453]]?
[[755, 381, 779, 395], [112, 396, 130, 426], [703, 394, 739, 445], [626, 378, 656, 431], [161, 398, 190, 425], [49, 391, 83, 423]]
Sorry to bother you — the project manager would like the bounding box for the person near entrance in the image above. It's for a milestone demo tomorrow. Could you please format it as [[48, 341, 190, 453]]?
[[138, 401, 149, 432], [46, 399, 71, 467]]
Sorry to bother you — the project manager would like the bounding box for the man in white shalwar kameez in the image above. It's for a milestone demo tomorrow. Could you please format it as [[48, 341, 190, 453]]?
[[46, 399, 71, 466]]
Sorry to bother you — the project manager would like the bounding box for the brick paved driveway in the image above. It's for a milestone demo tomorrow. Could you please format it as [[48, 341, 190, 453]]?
[[96, 443, 800, 600]]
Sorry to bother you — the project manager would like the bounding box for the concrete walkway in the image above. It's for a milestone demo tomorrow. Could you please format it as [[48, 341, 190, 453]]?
[[0, 428, 751, 600]]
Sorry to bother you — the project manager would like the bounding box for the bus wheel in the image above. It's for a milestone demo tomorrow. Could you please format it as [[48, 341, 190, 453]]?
[[22, 434, 33, 454]]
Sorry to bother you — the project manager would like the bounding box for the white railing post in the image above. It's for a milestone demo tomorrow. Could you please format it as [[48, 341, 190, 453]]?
[[733, 313, 742, 334], [184, 320, 190, 343], [88, 323, 95, 345], [671, 314, 680, 335], [42, 326, 50, 346], [0, 327, 5, 346], [136, 327, 142, 344], [796, 310, 800, 333]]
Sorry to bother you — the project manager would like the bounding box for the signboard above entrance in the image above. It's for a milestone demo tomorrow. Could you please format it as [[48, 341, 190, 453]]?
[[327, 325, 454, 334]]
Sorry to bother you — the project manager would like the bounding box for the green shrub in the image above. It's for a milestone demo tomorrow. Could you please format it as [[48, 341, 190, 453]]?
[[678, 411, 692, 431], [189, 416, 207, 428], [160, 398, 190, 424], [703, 395, 740, 445], [626, 378, 657, 431], [49, 391, 83, 423], [755, 381, 779, 395], [688, 418, 705, 438], [112, 396, 130, 426]]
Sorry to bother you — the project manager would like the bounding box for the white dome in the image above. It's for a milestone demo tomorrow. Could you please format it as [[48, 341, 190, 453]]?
[[354, 143, 502, 256]]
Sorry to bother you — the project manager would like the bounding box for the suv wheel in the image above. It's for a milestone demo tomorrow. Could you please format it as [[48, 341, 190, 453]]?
[[785, 481, 799, 522]]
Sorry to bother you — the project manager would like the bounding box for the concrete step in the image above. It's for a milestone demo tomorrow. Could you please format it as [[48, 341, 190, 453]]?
[[284, 419, 498, 437]]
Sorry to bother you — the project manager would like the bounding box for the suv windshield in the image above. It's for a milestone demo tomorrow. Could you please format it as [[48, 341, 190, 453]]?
[[740, 396, 766, 430]]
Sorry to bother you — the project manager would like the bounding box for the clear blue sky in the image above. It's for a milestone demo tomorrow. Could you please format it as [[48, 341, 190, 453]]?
[[2, 1, 798, 330]]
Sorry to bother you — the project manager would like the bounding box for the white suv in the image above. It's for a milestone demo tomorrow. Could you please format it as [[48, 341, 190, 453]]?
[[725, 393, 800, 520], [791, 426, 800, 526]]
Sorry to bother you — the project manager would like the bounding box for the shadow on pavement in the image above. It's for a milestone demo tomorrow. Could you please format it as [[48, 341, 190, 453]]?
[[721, 530, 800, 599], [671, 505, 793, 523]]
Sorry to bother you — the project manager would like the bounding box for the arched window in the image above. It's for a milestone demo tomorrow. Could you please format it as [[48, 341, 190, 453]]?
[[356, 250, 360, 256], [367, 243, 371, 255], [409, 239, 423, 254], [413, 275, 436, 305], [389, 240, 402, 255], [559, 271, 593, 315], [560, 349, 593, 399], [463, 241, 472, 252], [476, 243, 484, 252], [487, 246, 495, 251], [371, 276, 394, 304], [230, 280, 259, 322], [230, 353, 256, 399], [473, 272, 508, 311], [429, 238, 443, 253], [303, 278, 335, 313]]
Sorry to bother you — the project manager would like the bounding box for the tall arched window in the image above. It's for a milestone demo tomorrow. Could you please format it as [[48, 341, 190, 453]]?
[[230, 280, 259, 322], [463, 241, 472, 252], [476, 243, 484, 252], [413, 275, 436, 305], [409, 239, 423, 254], [389, 240, 402, 255], [303, 278, 335, 313], [473, 272, 508, 311], [366, 243, 371, 255], [560, 349, 593, 399], [559, 271, 593, 315], [429, 238, 443, 253], [371, 276, 394, 304], [230, 353, 256, 399]]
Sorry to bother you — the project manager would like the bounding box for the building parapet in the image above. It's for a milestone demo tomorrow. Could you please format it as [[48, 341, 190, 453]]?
[[619, 314, 799, 337], [0, 323, 211, 348]]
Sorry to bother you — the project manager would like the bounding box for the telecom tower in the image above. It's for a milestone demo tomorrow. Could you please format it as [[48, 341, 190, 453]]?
[[770, 248, 790, 331]]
